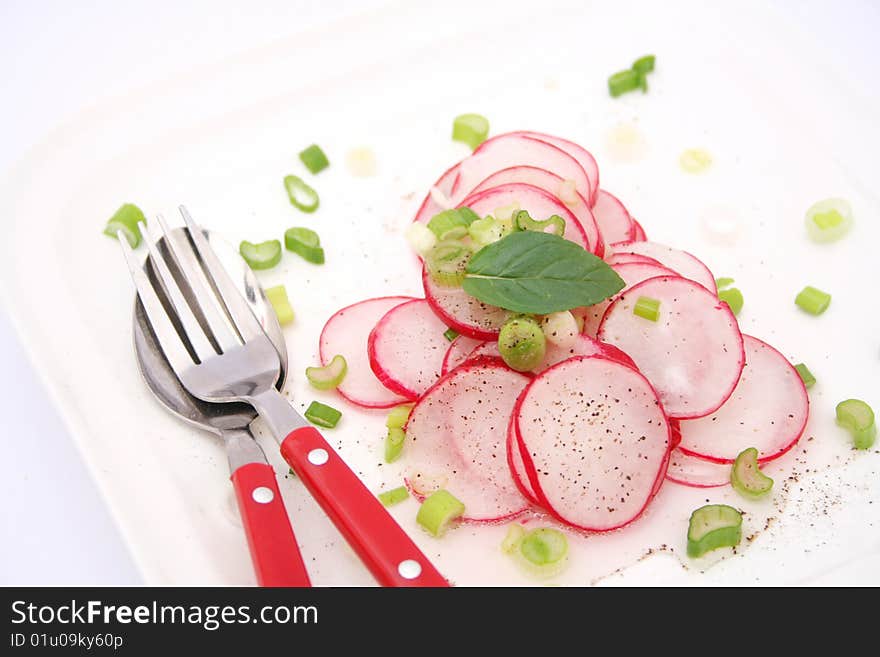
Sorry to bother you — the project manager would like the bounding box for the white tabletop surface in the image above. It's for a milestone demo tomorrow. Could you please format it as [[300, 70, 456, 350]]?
[[0, 0, 876, 585]]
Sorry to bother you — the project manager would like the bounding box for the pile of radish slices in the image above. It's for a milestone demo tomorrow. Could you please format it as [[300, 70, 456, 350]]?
[[317, 130, 810, 533]]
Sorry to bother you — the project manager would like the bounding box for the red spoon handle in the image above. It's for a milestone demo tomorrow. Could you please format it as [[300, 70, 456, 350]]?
[[230, 462, 312, 587], [280, 426, 449, 587]]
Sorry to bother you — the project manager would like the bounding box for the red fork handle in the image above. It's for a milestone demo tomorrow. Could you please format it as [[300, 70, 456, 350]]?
[[281, 426, 450, 587], [230, 462, 312, 587]]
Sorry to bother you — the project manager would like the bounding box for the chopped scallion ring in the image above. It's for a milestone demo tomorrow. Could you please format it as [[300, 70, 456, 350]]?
[[103, 203, 146, 248], [715, 277, 735, 290], [687, 504, 743, 558], [514, 528, 569, 578], [805, 198, 852, 243], [416, 489, 465, 537], [405, 222, 437, 256], [443, 328, 459, 342], [608, 69, 641, 97], [385, 403, 413, 430], [795, 285, 831, 315], [632, 54, 656, 74], [305, 354, 347, 391], [284, 226, 325, 264], [298, 144, 329, 174], [452, 113, 490, 151], [794, 363, 816, 389], [836, 399, 876, 450], [718, 287, 744, 316], [378, 486, 409, 507], [501, 523, 526, 553], [384, 427, 406, 463], [239, 239, 282, 270], [264, 285, 294, 326], [304, 400, 342, 428], [427, 207, 478, 239], [731, 447, 774, 499], [515, 210, 565, 236], [498, 316, 546, 372], [283, 175, 320, 213], [426, 240, 472, 287], [468, 216, 510, 248], [633, 296, 661, 322]]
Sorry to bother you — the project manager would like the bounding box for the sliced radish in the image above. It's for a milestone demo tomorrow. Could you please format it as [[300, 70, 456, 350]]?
[[452, 133, 590, 205], [463, 333, 635, 374], [403, 360, 530, 521], [422, 267, 511, 340], [469, 166, 602, 256], [597, 276, 745, 419], [611, 240, 717, 293], [677, 335, 809, 463], [514, 131, 600, 206], [507, 417, 540, 505], [631, 218, 647, 241], [593, 190, 635, 245], [466, 340, 502, 362], [319, 296, 414, 408], [459, 183, 590, 251], [605, 252, 661, 267], [581, 261, 678, 337], [440, 335, 483, 375], [665, 449, 731, 488], [367, 299, 451, 399], [515, 355, 672, 531], [413, 161, 460, 225]]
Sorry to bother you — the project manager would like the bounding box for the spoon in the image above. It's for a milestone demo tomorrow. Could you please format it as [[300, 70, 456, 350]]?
[[132, 226, 310, 586]]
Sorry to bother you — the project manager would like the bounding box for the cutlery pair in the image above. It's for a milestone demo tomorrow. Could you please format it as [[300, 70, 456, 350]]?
[[119, 206, 447, 587]]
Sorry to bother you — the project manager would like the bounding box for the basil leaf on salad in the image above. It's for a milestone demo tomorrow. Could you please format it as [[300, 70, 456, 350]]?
[[462, 231, 624, 314]]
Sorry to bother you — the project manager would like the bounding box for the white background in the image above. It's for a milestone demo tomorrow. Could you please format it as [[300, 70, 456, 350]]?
[[0, 0, 877, 584]]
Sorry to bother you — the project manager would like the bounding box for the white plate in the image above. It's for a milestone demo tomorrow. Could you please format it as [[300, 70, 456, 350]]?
[[1, 0, 878, 585]]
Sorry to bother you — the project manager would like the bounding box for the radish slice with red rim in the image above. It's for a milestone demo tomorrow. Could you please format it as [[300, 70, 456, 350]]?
[[367, 299, 451, 399], [440, 335, 483, 375], [463, 333, 635, 374], [403, 359, 530, 521], [413, 161, 460, 225], [459, 183, 590, 251], [469, 166, 602, 257], [665, 449, 731, 488], [515, 355, 672, 531], [611, 240, 717, 293], [631, 218, 648, 241], [593, 190, 635, 245], [507, 417, 540, 505], [319, 296, 414, 408], [422, 267, 511, 340], [597, 276, 745, 419], [513, 131, 600, 206], [605, 252, 661, 267], [581, 261, 678, 338], [677, 335, 809, 463], [452, 134, 591, 205]]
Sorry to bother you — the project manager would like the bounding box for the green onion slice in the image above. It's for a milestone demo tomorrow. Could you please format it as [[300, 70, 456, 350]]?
[[299, 144, 329, 174], [731, 447, 774, 499], [103, 203, 146, 248], [715, 277, 735, 290], [384, 427, 406, 463], [378, 486, 409, 507], [385, 403, 414, 430], [304, 400, 342, 428], [795, 285, 831, 315], [718, 287, 744, 316], [608, 69, 641, 97], [498, 316, 546, 372], [426, 240, 472, 287], [468, 216, 510, 248], [305, 354, 347, 391], [633, 296, 661, 322], [501, 523, 526, 554], [836, 399, 876, 450], [264, 285, 294, 326], [687, 504, 743, 558], [406, 223, 437, 256], [452, 113, 490, 151], [805, 198, 852, 243], [427, 207, 478, 239], [632, 54, 656, 74], [416, 489, 465, 537], [514, 210, 565, 236], [283, 175, 320, 213], [284, 226, 325, 264], [239, 239, 282, 270], [794, 363, 816, 389], [514, 528, 569, 578], [443, 328, 459, 342]]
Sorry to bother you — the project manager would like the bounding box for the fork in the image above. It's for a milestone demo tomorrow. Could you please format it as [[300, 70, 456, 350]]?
[[120, 206, 449, 587]]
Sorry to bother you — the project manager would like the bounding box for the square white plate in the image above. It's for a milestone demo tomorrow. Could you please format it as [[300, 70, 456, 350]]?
[[1, 0, 878, 585]]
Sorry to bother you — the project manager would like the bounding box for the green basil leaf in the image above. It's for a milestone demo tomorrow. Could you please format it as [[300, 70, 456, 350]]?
[[462, 231, 625, 314]]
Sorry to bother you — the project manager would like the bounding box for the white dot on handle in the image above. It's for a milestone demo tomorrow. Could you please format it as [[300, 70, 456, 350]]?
[[308, 448, 329, 466], [398, 559, 422, 580], [252, 486, 274, 504]]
